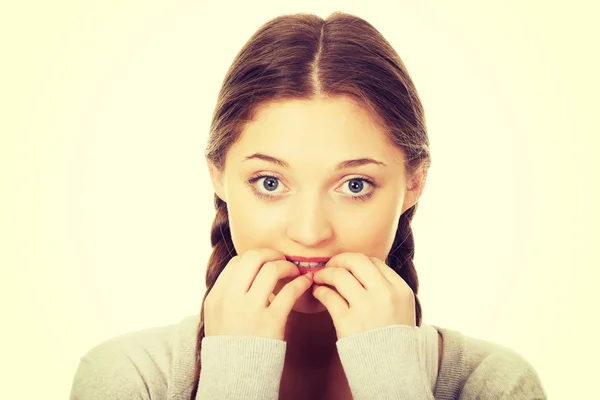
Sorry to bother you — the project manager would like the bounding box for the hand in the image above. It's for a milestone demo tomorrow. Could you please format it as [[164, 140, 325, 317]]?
[[311, 252, 416, 339], [204, 248, 314, 341]]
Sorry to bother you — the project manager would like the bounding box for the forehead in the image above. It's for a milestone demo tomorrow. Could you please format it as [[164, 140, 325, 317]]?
[[227, 96, 403, 165]]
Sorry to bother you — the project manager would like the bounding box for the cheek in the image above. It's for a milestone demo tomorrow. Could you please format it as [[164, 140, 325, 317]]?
[[228, 198, 283, 251], [337, 210, 398, 259]]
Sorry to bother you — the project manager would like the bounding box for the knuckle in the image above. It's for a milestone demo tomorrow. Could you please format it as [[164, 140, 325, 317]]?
[[355, 252, 369, 262], [333, 267, 346, 278], [380, 289, 394, 302], [204, 292, 216, 310], [225, 256, 240, 270], [262, 261, 278, 275], [241, 249, 259, 263], [368, 256, 381, 264], [403, 286, 416, 299], [289, 282, 301, 295], [243, 248, 282, 266], [392, 286, 411, 303], [317, 286, 327, 299]]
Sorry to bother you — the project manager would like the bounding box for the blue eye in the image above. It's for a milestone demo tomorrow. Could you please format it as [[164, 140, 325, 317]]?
[[340, 178, 376, 201], [245, 175, 283, 200], [261, 176, 279, 191], [245, 174, 378, 202], [346, 179, 366, 194]]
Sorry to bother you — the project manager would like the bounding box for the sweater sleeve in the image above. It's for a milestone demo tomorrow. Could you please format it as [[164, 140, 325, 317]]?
[[336, 324, 434, 400], [69, 350, 153, 400], [196, 335, 287, 400], [458, 347, 548, 400]]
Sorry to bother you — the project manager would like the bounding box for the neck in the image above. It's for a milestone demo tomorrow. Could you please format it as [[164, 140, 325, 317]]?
[[283, 309, 339, 368]]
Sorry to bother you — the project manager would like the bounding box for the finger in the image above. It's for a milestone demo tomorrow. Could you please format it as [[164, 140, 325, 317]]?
[[312, 266, 365, 306], [370, 257, 415, 301], [210, 254, 240, 291], [324, 252, 387, 291], [312, 284, 349, 318], [369, 256, 404, 286], [246, 260, 300, 305], [232, 248, 288, 293], [269, 273, 314, 318]]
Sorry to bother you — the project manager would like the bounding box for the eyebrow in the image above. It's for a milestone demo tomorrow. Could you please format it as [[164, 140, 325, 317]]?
[[243, 153, 387, 170]]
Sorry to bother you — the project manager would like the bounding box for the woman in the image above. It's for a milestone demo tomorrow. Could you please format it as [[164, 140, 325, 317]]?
[[70, 11, 547, 400]]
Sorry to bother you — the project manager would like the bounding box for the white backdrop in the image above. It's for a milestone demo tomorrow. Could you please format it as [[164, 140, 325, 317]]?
[[2, 1, 598, 398]]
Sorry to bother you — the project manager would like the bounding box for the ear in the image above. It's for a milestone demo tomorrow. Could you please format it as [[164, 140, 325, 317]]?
[[401, 167, 427, 215], [206, 159, 227, 202]]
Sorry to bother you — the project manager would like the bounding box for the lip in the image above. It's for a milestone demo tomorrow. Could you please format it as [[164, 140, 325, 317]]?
[[285, 255, 331, 263]]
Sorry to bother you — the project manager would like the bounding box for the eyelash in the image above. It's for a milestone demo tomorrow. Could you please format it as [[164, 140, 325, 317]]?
[[245, 173, 378, 202]]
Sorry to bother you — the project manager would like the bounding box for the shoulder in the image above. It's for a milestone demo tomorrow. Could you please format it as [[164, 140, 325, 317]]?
[[70, 314, 200, 400], [433, 325, 547, 399]]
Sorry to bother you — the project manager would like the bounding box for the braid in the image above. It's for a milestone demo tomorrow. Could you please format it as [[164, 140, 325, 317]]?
[[189, 194, 236, 400], [205, 196, 236, 287], [385, 203, 422, 327]]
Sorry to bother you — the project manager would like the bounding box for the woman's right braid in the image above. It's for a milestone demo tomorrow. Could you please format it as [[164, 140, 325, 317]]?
[[189, 194, 236, 400], [205, 196, 236, 288]]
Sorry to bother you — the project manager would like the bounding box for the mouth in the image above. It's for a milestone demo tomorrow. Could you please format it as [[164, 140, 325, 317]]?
[[285, 255, 331, 272]]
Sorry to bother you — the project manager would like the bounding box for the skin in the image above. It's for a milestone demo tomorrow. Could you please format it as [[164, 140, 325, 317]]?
[[207, 95, 440, 390]]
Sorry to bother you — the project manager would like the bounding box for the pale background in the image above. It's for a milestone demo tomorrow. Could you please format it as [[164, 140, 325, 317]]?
[[1, 0, 598, 398]]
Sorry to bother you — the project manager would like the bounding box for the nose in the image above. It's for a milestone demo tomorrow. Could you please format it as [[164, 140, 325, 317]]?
[[285, 195, 333, 247]]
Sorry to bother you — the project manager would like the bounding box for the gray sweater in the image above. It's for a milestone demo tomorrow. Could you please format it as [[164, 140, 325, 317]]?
[[69, 313, 547, 399]]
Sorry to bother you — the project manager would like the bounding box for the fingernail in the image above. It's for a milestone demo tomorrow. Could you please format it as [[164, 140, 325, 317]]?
[[306, 272, 314, 280]]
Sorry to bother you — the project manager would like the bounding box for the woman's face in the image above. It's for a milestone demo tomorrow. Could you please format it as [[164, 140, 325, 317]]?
[[208, 96, 424, 314]]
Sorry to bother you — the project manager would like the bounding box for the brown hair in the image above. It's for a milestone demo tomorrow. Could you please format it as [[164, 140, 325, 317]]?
[[190, 11, 431, 398]]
